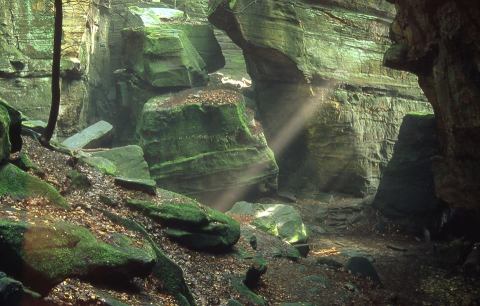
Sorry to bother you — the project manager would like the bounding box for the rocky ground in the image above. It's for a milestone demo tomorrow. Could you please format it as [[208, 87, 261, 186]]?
[[0, 136, 477, 305]]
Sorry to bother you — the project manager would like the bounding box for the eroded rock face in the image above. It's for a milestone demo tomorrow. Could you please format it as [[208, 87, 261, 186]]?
[[209, 0, 432, 196], [384, 0, 480, 209], [137, 88, 279, 200], [373, 113, 441, 224], [0, 0, 92, 135]]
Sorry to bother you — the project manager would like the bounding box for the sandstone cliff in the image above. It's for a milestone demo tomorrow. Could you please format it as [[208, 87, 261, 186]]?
[[385, 0, 480, 209], [209, 0, 432, 196]]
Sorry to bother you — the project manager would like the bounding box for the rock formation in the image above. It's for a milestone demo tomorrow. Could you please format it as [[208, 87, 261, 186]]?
[[373, 113, 441, 224], [137, 88, 279, 201], [209, 0, 432, 196], [0, 0, 92, 135], [384, 0, 480, 209]]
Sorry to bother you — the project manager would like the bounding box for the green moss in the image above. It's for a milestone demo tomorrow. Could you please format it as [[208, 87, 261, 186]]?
[[14, 153, 41, 173], [0, 163, 68, 208], [0, 220, 156, 293], [122, 26, 208, 88], [81, 155, 117, 176], [127, 196, 240, 251], [406, 111, 435, 118], [0, 105, 11, 161], [0, 98, 23, 157], [138, 96, 278, 195], [90, 145, 151, 180], [95, 209, 196, 306], [67, 170, 91, 189]]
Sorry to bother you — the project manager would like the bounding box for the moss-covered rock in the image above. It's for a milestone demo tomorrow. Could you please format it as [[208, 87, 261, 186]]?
[[11, 153, 41, 174], [0, 220, 156, 294], [114, 177, 157, 195], [80, 155, 117, 176], [0, 105, 11, 162], [127, 195, 240, 251], [122, 25, 208, 89], [137, 89, 278, 197], [67, 170, 91, 190], [230, 276, 266, 306], [89, 145, 152, 180], [228, 202, 308, 246], [0, 163, 68, 208], [0, 99, 22, 158]]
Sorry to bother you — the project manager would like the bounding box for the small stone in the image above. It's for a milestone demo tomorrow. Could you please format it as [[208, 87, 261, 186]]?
[[249, 235, 258, 250], [244, 256, 267, 289], [346, 257, 381, 285]]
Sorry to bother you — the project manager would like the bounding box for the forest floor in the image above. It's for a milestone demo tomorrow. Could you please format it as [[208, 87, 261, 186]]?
[[1, 136, 479, 305]]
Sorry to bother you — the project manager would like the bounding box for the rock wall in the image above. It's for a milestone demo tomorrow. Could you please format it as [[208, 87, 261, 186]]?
[[0, 0, 93, 136], [373, 113, 440, 225], [384, 0, 480, 209], [209, 0, 432, 196]]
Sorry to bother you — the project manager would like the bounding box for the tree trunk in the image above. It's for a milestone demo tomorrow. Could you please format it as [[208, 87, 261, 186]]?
[[41, 0, 63, 145]]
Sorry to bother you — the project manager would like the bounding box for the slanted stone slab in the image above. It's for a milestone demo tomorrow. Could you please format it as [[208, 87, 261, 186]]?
[[62, 121, 113, 150], [21, 120, 47, 134], [114, 177, 157, 195], [126, 193, 240, 251]]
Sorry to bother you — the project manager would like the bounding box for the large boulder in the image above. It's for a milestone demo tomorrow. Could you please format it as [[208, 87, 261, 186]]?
[[127, 6, 225, 74], [122, 27, 207, 89], [127, 192, 240, 251], [0, 220, 156, 294], [373, 113, 441, 223], [137, 88, 279, 198], [228, 202, 308, 246], [209, 0, 432, 196], [122, 5, 214, 89], [384, 0, 480, 209]]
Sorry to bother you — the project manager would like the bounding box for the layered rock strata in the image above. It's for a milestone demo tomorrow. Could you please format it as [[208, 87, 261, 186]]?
[[384, 0, 480, 209], [209, 0, 432, 196]]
